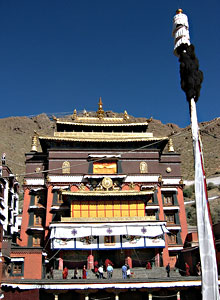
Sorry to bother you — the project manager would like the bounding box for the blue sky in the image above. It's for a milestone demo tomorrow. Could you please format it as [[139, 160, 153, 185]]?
[[0, 0, 219, 127]]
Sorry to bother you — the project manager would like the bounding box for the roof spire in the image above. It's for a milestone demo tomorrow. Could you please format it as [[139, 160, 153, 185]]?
[[97, 97, 104, 119], [168, 138, 175, 152], [31, 131, 38, 152]]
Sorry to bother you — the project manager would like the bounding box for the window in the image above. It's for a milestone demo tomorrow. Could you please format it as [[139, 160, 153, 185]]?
[[33, 236, 41, 247], [104, 236, 115, 246], [34, 215, 42, 226], [57, 192, 63, 203], [10, 260, 24, 276], [13, 263, 23, 274], [165, 213, 175, 224], [163, 193, 174, 206], [93, 161, 117, 174], [167, 233, 177, 244]]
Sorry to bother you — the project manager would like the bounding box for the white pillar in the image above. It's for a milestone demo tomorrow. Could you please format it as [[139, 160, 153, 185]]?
[[85, 294, 89, 300], [148, 294, 152, 300], [177, 291, 180, 300]]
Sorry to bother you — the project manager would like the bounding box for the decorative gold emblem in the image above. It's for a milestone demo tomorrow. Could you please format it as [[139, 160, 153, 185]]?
[[35, 167, 41, 173], [62, 161, 70, 174], [102, 177, 113, 190], [129, 182, 135, 190], [140, 162, 148, 173], [158, 174, 163, 183], [79, 183, 86, 191], [166, 167, 172, 173]]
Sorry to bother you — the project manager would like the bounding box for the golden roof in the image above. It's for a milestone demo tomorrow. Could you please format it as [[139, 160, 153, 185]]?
[[61, 190, 154, 196], [39, 132, 168, 143]]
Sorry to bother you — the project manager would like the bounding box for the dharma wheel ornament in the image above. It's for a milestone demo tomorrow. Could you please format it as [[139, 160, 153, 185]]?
[[102, 177, 113, 190]]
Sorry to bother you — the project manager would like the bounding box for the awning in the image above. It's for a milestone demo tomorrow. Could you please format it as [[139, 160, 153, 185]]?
[[50, 222, 168, 239]]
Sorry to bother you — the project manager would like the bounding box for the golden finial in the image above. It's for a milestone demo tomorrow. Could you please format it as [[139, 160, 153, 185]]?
[[158, 174, 163, 183], [123, 110, 129, 121], [71, 109, 77, 120], [97, 97, 104, 119], [179, 178, 184, 185], [168, 139, 174, 152], [52, 115, 57, 121], [46, 175, 51, 182], [31, 132, 38, 152], [176, 8, 183, 14], [147, 117, 153, 123]]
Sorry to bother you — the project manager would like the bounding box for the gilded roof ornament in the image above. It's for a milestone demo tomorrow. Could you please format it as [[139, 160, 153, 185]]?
[[31, 131, 38, 152], [123, 110, 129, 121], [96, 97, 104, 119], [52, 115, 57, 121], [71, 109, 77, 120], [168, 138, 175, 152]]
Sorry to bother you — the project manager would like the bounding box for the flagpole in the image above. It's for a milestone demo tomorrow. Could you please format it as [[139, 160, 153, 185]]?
[[172, 9, 219, 299], [190, 98, 219, 298]]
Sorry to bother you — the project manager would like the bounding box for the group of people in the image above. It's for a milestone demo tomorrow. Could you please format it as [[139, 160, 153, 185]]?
[[94, 258, 114, 279], [165, 261, 201, 277], [62, 265, 87, 279]]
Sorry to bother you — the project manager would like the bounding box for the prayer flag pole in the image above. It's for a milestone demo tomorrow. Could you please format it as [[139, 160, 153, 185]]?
[[172, 9, 219, 299]]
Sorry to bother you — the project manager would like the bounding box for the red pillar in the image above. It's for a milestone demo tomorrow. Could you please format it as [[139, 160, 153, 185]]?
[[45, 185, 53, 239], [18, 188, 31, 246], [157, 186, 169, 266]]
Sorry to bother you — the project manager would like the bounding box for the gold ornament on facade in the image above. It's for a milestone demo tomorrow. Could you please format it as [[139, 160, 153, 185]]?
[[23, 179, 27, 185], [102, 177, 113, 190], [35, 167, 41, 173], [46, 175, 51, 182], [62, 161, 70, 174], [112, 182, 120, 191], [166, 167, 172, 173], [179, 178, 184, 185], [168, 139, 174, 152], [79, 183, 86, 191], [129, 182, 135, 190], [158, 174, 163, 183], [140, 162, 148, 174], [96, 97, 104, 119], [52, 115, 57, 121]]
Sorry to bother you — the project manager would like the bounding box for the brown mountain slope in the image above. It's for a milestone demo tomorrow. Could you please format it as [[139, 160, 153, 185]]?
[[0, 114, 219, 182]]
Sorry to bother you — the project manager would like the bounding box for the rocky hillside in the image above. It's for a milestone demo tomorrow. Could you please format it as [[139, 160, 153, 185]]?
[[0, 113, 219, 183]]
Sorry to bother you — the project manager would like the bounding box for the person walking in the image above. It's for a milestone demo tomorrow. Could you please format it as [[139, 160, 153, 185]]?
[[165, 263, 170, 277], [82, 265, 87, 279], [73, 267, 78, 279], [185, 263, 190, 276], [62, 266, 68, 279], [98, 265, 104, 279], [107, 264, 113, 279], [105, 258, 113, 271], [122, 264, 127, 279]]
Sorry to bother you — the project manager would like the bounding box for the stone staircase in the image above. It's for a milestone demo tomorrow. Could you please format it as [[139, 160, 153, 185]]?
[[52, 267, 181, 280]]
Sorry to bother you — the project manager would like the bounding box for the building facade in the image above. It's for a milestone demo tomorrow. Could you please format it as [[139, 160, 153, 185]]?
[[2, 100, 194, 299]]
